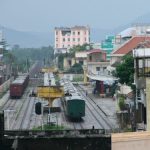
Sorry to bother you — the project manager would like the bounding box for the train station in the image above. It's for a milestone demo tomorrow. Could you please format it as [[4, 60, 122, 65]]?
[[1, 3, 150, 149]]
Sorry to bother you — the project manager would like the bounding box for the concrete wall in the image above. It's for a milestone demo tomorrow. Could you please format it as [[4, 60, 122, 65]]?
[[17, 137, 110, 150], [112, 132, 150, 150], [146, 78, 150, 131]]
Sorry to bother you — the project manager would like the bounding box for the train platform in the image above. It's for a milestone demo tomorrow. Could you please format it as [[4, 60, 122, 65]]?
[[79, 84, 119, 129]]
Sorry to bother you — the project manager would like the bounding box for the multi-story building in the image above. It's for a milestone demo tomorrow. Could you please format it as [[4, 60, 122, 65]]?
[[86, 49, 109, 75], [54, 26, 90, 54], [101, 35, 115, 60]]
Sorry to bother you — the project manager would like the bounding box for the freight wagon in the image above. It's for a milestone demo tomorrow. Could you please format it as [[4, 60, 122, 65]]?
[[10, 74, 29, 98]]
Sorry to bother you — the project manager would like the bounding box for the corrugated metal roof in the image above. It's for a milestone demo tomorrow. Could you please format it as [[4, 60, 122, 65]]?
[[87, 74, 117, 83]]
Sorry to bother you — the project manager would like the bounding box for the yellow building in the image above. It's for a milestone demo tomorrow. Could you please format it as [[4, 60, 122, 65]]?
[[63, 57, 75, 70]]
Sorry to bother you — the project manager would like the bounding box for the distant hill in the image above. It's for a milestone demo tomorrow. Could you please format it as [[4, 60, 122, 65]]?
[[0, 25, 53, 48], [0, 25, 113, 48], [90, 28, 112, 42], [1, 12, 150, 48], [111, 12, 150, 36]]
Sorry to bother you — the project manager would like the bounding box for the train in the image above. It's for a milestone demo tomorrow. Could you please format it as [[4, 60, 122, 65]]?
[[63, 94, 85, 120], [10, 74, 29, 98], [61, 79, 85, 120]]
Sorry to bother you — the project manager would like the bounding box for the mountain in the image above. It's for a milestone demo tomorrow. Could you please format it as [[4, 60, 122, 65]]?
[[110, 13, 150, 36], [1, 25, 113, 47], [0, 25, 53, 48], [90, 28, 112, 42], [1, 12, 150, 48]]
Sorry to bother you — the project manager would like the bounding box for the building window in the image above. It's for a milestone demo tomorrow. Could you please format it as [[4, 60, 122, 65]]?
[[78, 31, 80, 35], [56, 44, 58, 47], [56, 38, 58, 41], [96, 67, 100, 71], [89, 55, 92, 61], [78, 38, 80, 42], [73, 38, 75, 42], [56, 31, 58, 35], [68, 60, 71, 66], [68, 38, 70, 41], [68, 44, 70, 47], [62, 45, 64, 48], [73, 31, 75, 35], [63, 38, 65, 42]]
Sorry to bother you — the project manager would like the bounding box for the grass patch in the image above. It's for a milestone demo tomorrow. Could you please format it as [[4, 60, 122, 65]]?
[[32, 124, 64, 130]]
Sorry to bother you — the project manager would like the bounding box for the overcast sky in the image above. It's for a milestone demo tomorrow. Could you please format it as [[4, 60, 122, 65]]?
[[0, 0, 150, 32]]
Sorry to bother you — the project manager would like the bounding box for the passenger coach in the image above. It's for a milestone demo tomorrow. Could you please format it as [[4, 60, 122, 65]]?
[[63, 95, 85, 120]]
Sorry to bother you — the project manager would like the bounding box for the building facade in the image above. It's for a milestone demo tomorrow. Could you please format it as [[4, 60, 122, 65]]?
[[86, 49, 109, 75], [54, 26, 90, 53], [101, 36, 115, 60], [75, 51, 88, 66]]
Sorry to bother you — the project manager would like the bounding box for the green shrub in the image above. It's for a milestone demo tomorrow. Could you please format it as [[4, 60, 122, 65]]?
[[119, 96, 125, 110]]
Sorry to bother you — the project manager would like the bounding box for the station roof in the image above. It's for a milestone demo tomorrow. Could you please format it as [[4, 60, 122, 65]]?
[[87, 74, 118, 84]]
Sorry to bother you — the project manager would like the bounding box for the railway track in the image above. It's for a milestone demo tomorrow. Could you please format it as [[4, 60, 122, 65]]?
[[60, 99, 84, 130], [3, 88, 32, 130], [12, 89, 35, 130], [20, 97, 35, 129], [76, 85, 114, 131], [2, 99, 18, 110], [2, 98, 19, 130], [72, 121, 84, 130]]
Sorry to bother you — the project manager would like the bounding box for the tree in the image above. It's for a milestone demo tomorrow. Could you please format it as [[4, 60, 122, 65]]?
[[115, 55, 134, 87], [57, 54, 65, 70], [68, 63, 83, 74], [69, 43, 92, 55]]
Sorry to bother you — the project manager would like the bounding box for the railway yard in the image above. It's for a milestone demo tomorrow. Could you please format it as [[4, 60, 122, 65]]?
[[0, 62, 119, 132]]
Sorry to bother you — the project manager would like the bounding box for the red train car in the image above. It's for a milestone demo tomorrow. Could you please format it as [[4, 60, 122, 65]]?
[[10, 74, 29, 98]]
